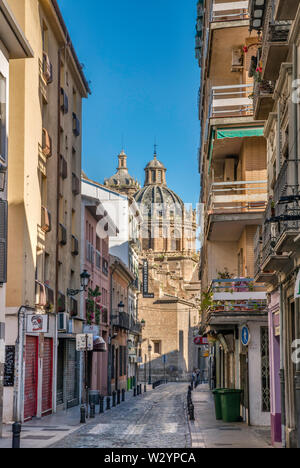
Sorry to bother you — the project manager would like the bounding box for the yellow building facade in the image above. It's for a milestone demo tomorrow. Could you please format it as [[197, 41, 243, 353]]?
[[4, 0, 89, 423]]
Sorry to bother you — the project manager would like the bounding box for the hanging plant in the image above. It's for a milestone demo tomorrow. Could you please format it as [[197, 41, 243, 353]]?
[[86, 286, 102, 325]]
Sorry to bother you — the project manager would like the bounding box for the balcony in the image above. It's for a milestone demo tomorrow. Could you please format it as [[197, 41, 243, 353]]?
[[58, 292, 66, 313], [42, 52, 53, 85], [41, 206, 52, 233], [42, 128, 52, 158], [211, 1, 249, 23], [71, 235, 79, 256], [275, 0, 300, 21], [273, 160, 300, 254], [211, 84, 254, 119], [72, 173, 80, 195], [112, 311, 130, 330], [69, 298, 78, 318], [207, 278, 267, 325], [253, 79, 275, 120], [254, 225, 277, 283], [260, 199, 290, 272], [260, 0, 291, 81], [208, 179, 268, 215], [60, 88, 69, 114], [130, 318, 143, 335], [59, 224, 67, 246], [72, 113, 80, 137], [60, 155, 68, 180]]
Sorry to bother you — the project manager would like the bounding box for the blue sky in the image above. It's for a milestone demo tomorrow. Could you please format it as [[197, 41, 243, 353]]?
[[58, 0, 200, 205]]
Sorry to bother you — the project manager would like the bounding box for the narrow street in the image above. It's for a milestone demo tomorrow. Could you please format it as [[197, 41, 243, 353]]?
[[51, 384, 191, 449]]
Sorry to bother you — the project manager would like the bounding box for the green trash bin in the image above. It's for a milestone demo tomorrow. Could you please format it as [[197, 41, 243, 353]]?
[[219, 389, 242, 423], [212, 389, 228, 420]]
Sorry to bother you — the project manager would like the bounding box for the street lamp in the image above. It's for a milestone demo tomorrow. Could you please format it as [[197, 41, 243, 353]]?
[[0, 164, 7, 192], [148, 344, 152, 385], [67, 270, 91, 297], [118, 301, 125, 313]]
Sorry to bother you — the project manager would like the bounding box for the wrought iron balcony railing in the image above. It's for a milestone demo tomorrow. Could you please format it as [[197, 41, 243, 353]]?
[[261, 199, 277, 266], [111, 311, 130, 330], [253, 79, 275, 120], [254, 226, 263, 279], [274, 160, 300, 243]]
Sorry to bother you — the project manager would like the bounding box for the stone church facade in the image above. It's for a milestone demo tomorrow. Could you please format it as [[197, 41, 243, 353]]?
[[105, 150, 200, 382]]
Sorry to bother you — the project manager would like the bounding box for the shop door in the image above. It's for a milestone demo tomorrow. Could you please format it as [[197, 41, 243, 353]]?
[[56, 340, 64, 406], [24, 336, 38, 421], [66, 340, 79, 408], [42, 338, 53, 416]]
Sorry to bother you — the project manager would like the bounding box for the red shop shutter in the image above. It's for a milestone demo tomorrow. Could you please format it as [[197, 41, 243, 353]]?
[[24, 337, 38, 421]]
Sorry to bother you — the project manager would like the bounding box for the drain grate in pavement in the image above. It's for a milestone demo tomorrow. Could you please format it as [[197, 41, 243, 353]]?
[[22, 435, 54, 440], [214, 443, 234, 446]]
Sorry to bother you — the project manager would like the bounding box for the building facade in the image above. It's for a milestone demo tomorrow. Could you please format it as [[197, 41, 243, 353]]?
[[251, 0, 300, 448], [3, 0, 89, 423], [0, 0, 32, 436], [196, 0, 271, 428], [134, 151, 200, 383]]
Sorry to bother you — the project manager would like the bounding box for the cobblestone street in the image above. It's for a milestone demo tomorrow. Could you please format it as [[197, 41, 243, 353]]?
[[51, 384, 191, 449]]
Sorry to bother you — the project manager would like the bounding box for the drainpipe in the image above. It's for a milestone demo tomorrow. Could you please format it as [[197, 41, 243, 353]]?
[[293, 44, 299, 188], [279, 283, 286, 448], [292, 43, 300, 449], [13, 306, 34, 423], [55, 42, 68, 410]]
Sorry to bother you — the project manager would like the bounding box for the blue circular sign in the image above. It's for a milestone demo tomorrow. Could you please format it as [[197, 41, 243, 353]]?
[[241, 326, 250, 346]]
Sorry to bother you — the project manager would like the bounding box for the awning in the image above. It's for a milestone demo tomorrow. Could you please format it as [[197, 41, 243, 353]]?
[[93, 336, 107, 353], [216, 128, 264, 139], [208, 126, 264, 174]]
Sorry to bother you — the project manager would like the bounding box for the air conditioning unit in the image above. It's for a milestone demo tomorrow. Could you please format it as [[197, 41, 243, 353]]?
[[58, 312, 69, 332]]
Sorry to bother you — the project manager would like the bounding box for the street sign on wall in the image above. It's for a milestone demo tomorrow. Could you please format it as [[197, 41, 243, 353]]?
[[241, 325, 250, 347], [76, 334, 93, 352]]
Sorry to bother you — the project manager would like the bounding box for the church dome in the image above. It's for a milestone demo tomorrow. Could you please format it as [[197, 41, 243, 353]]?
[[134, 151, 184, 212], [104, 150, 140, 194]]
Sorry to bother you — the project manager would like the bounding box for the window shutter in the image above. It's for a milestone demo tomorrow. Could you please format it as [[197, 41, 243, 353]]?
[[124, 346, 127, 376], [0, 200, 8, 284]]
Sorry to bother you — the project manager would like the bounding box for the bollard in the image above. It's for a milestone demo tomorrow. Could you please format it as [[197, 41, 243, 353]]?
[[106, 396, 111, 411], [99, 396, 104, 414], [90, 402, 95, 419], [122, 389, 126, 402], [80, 406, 86, 424], [137, 385, 140, 396], [133, 387, 137, 397], [139, 384, 142, 395], [112, 391, 116, 407], [189, 403, 195, 421], [12, 422, 22, 449], [144, 385, 147, 393], [117, 390, 121, 405]]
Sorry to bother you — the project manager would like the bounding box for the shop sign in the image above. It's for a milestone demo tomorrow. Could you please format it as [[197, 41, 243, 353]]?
[[194, 336, 208, 346], [143, 260, 154, 299], [83, 325, 100, 337], [26, 314, 49, 333], [294, 270, 300, 299]]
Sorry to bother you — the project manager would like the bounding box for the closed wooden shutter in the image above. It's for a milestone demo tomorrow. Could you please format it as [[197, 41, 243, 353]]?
[[0, 200, 8, 284]]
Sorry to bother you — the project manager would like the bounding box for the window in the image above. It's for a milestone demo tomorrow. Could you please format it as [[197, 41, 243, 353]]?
[[0, 73, 7, 163], [261, 327, 270, 412], [154, 341, 161, 355]]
